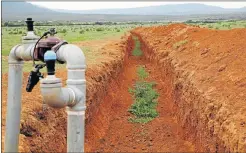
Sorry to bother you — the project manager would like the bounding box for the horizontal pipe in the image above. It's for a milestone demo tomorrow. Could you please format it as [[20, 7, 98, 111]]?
[[9, 44, 35, 62]]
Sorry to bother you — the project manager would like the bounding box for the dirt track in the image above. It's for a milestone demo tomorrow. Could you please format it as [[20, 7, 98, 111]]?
[[2, 24, 246, 152]]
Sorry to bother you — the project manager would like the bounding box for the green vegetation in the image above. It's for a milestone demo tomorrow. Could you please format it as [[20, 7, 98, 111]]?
[[1, 24, 135, 56], [186, 20, 246, 30], [128, 66, 159, 123], [173, 40, 188, 49], [132, 36, 142, 56], [137, 66, 149, 80]]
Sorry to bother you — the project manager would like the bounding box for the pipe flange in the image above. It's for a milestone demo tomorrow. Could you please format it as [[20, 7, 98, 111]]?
[[40, 75, 62, 88]]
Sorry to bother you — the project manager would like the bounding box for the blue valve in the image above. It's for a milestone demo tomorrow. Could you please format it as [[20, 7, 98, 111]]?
[[44, 50, 57, 61], [44, 50, 56, 75]]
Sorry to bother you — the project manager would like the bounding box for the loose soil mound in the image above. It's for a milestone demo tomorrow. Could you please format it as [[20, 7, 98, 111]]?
[[132, 24, 246, 152]]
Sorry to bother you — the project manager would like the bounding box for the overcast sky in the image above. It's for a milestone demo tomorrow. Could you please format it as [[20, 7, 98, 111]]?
[[29, 2, 246, 10]]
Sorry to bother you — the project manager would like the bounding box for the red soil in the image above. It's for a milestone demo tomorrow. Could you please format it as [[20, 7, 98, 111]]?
[[1, 35, 129, 152], [132, 24, 246, 152], [85, 37, 194, 152]]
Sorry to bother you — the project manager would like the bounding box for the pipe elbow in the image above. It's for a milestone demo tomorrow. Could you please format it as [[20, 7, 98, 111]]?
[[40, 76, 75, 108], [8, 45, 23, 64], [56, 44, 86, 69], [9, 43, 35, 63]]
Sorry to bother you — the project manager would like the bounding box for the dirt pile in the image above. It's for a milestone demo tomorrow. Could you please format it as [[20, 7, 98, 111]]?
[[132, 24, 246, 152], [1, 34, 131, 152]]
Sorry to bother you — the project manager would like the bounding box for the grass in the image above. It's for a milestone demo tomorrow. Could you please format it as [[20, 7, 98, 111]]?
[[1, 24, 133, 73], [128, 66, 159, 124], [173, 40, 188, 49], [132, 36, 143, 56], [1, 25, 133, 56]]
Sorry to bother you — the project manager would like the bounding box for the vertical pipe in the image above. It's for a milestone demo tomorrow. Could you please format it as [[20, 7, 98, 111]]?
[[4, 61, 24, 152], [55, 44, 87, 152], [67, 110, 86, 152], [67, 69, 86, 152]]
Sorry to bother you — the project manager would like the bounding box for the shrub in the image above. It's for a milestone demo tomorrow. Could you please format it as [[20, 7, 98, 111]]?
[[128, 81, 159, 123], [96, 28, 104, 32], [128, 66, 159, 123], [79, 30, 85, 34], [61, 29, 67, 33], [137, 66, 148, 80]]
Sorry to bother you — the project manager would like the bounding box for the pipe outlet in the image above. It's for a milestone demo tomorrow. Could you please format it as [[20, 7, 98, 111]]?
[[40, 75, 76, 108]]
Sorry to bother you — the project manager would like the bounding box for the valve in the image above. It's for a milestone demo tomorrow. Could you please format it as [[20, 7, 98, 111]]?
[[26, 64, 46, 92], [25, 18, 34, 32], [44, 50, 56, 75]]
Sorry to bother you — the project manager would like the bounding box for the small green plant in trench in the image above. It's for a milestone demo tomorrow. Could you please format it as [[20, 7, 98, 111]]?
[[128, 66, 159, 123], [132, 36, 143, 56], [137, 66, 149, 80]]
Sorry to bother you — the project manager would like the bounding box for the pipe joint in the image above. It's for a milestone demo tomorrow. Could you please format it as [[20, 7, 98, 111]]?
[[40, 75, 74, 108], [40, 76, 86, 109], [67, 86, 86, 112], [9, 43, 35, 64], [8, 45, 24, 64]]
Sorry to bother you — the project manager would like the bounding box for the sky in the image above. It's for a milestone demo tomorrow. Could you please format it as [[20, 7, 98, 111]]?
[[29, 2, 246, 10]]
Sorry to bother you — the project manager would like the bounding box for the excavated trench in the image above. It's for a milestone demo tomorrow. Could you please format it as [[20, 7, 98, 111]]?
[[85, 35, 195, 152]]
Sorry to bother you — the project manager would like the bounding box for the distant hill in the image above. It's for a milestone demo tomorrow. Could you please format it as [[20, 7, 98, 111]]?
[[2, 1, 54, 15], [55, 3, 246, 15], [2, 2, 246, 22]]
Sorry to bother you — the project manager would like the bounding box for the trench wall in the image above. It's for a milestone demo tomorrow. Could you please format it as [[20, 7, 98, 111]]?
[[131, 24, 246, 152]]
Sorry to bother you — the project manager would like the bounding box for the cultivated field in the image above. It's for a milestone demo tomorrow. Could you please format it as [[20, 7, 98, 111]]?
[[1, 20, 246, 152]]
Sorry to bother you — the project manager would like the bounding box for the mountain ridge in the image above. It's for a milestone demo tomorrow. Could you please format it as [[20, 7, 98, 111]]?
[[2, 2, 246, 22], [53, 3, 246, 15]]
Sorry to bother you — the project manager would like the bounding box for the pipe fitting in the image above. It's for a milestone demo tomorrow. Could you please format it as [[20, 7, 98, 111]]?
[[8, 45, 24, 63], [56, 44, 86, 69], [67, 87, 86, 111], [9, 43, 36, 63], [40, 75, 76, 108]]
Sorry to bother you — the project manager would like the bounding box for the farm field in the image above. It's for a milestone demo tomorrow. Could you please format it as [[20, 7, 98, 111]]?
[[2, 21, 246, 152], [2, 20, 246, 73], [2, 23, 166, 73]]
